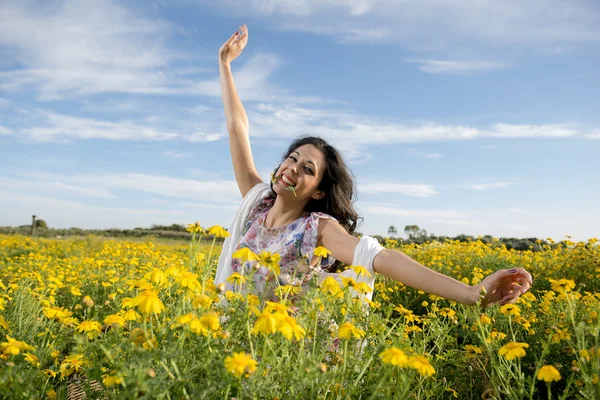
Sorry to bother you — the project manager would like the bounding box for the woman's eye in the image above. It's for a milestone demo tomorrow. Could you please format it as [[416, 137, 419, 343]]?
[[305, 167, 313, 174]]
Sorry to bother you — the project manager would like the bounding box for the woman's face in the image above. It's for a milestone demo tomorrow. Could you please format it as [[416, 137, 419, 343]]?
[[273, 144, 326, 201]]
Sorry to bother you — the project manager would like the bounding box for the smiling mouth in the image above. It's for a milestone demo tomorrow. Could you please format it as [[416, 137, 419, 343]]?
[[281, 175, 296, 187]]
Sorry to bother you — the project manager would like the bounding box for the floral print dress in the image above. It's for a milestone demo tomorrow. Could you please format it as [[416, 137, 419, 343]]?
[[232, 195, 336, 296]]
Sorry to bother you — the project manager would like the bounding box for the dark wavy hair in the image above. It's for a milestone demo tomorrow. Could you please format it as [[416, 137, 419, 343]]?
[[270, 136, 362, 236]]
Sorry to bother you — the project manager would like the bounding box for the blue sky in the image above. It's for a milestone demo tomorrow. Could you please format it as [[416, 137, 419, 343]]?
[[0, 0, 599, 240]]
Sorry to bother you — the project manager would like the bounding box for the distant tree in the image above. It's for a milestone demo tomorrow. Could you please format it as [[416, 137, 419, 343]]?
[[404, 225, 428, 240], [35, 219, 47, 229], [387, 225, 398, 238]]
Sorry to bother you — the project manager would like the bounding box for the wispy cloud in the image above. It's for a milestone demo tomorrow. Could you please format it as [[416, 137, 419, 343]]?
[[0, 0, 192, 99], [359, 182, 439, 197], [585, 130, 600, 139], [488, 124, 577, 138], [361, 202, 467, 219], [247, 103, 584, 160], [19, 111, 178, 142], [404, 59, 510, 75], [0, 177, 114, 198], [13, 170, 241, 205], [0, 125, 12, 135], [462, 182, 512, 191], [206, 0, 600, 54], [406, 148, 442, 159]]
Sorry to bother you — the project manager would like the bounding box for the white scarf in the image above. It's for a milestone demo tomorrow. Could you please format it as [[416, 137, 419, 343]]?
[[214, 182, 383, 300]]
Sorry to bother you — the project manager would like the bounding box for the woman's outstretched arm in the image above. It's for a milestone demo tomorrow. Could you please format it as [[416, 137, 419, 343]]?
[[319, 219, 533, 307], [219, 24, 262, 198]]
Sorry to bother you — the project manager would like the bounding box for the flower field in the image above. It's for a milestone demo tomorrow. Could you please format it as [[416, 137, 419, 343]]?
[[0, 231, 599, 399]]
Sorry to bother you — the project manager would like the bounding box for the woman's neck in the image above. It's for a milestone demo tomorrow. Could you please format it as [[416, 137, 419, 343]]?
[[264, 196, 308, 229]]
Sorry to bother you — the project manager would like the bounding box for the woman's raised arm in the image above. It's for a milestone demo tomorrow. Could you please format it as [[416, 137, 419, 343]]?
[[219, 24, 263, 198]]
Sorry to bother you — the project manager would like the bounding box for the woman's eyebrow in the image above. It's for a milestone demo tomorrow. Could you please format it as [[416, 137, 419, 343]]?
[[292, 151, 317, 169]]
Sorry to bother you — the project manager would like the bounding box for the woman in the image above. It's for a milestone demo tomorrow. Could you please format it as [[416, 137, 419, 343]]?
[[215, 25, 532, 307]]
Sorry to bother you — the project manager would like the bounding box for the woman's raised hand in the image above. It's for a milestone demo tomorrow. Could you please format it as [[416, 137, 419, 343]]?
[[219, 24, 248, 65], [475, 267, 533, 308]]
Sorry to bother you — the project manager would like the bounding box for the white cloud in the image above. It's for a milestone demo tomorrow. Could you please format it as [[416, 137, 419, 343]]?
[[463, 182, 512, 191], [506, 208, 527, 214], [585, 130, 600, 139], [19, 111, 178, 141], [489, 124, 577, 138], [0, 126, 12, 135], [0, 177, 114, 198], [359, 182, 438, 197], [187, 132, 224, 142], [361, 202, 466, 219], [0, 98, 10, 108], [404, 59, 510, 75], [14, 170, 241, 205], [247, 103, 584, 159], [205, 0, 600, 54], [0, 0, 192, 99], [407, 148, 442, 159]]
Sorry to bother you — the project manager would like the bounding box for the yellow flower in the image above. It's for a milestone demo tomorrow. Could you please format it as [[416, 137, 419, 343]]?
[[385, 239, 398, 247], [498, 342, 529, 360], [439, 308, 456, 318], [314, 246, 332, 258], [224, 352, 258, 378], [274, 285, 301, 298], [104, 314, 126, 328], [409, 356, 436, 377], [338, 322, 365, 340], [277, 316, 306, 341], [192, 294, 213, 309], [226, 272, 247, 285], [258, 250, 281, 276], [353, 282, 373, 295], [351, 265, 372, 277], [549, 278, 576, 293], [186, 221, 203, 233], [70, 287, 82, 296], [208, 225, 230, 238], [76, 320, 102, 339], [123, 309, 141, 321], [252, 308, 278, 335], [102, 372, 123, 387], [0, 315, 9, 331], [1, 336, 35, 356], [23, 352, 40, 367], [379, 347, 409, 367], [321, 277, 343, 298], [537, 365, 561, 382], [178, 272, 201, 291], [479, 315, 492, 324], [133, 290, 165, 315], [196, 312, 221, 336], [499, 304, 521, 317], [232, 247, 260, 262], [464, 345, 484, 358], [59, 354, 85, 378], [341, 276, 356, 288], [147, 268, 167, 286]]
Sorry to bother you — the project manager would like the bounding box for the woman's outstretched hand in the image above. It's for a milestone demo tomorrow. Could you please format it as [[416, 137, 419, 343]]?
[[219, 24, 248, 65], [473, 268, 533, 307]]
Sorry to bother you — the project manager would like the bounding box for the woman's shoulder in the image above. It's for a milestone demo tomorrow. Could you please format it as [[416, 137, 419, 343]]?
[[308, 211, 337, 223]]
